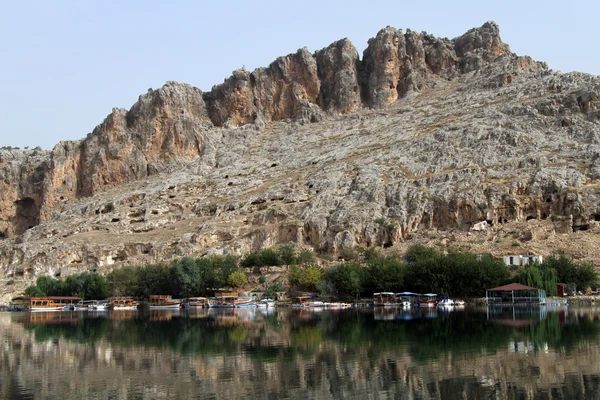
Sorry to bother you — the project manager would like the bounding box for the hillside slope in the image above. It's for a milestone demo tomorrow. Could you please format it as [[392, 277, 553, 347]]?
[[1, 22, 599, 300]]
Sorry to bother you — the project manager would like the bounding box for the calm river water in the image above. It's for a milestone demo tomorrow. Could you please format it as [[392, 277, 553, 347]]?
[[2, 306, 600, 399]]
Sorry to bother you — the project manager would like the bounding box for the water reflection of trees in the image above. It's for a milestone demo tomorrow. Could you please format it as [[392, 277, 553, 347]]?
[[17, 308, 600, 361]]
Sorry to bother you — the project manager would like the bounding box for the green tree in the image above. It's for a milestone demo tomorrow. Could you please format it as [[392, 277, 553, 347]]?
[[298, 265, 322, 291], [107, 266, 138, 297], [263, 283, 284, 300], [228, 271, 248, 289], [278, 243, 297, 265], [296, 249, 316, 265], [24, 285, 44, 296]]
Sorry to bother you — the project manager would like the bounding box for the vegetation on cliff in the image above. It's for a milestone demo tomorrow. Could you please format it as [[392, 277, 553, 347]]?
[[21, 244, 597, 301]]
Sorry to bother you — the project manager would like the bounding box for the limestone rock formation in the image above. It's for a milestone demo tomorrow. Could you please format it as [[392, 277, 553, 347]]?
[[1, 21, 600, 300]]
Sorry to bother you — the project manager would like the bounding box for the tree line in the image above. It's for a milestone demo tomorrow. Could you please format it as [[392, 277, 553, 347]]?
[[22, 244, 598, 301]]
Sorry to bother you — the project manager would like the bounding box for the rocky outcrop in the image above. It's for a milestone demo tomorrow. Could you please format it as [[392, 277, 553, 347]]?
[[3, 21, 600, 289], [316, 38, 361, 113], [0, 150, 50, 238]]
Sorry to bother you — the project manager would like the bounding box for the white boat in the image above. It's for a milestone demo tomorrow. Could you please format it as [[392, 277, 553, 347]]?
[[235, 296, 256, 308], [309, 301, 325, 308], [373, 292, 396, 307], [256, 299, 275, 308], [148, 295, 181, 309], [419, 293, 437, 308], [75, 300, 110, 311], [188, 297, 210, 309], [111, 297, 138, 310], [291, 296, 311, 308], [437, 297, 455, 306]]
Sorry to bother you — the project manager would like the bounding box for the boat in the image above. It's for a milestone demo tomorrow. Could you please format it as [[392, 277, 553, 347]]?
[[188, 297, 211, 309], [256, 298, 275, 308], [16, 296, 82, 312], [419, 293, 437, 308], [308, 301, 325, 308], [74, 300, 110, 311], [148, 295, 181, 309], [234, 296, 256, 308], [454, 300, 466, 306], [291, 296, 312, 308], [213, 292, 237, 308], [437, 296, 455, 307], [397, 292, 418, 308], [373, 292, 397, 307], [111, 297, 138, 310]]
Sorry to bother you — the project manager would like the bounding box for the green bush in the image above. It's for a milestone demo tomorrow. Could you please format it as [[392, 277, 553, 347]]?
[[228, 271, 248, 289]]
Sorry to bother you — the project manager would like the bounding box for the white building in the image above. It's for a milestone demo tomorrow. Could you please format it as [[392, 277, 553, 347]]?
[[503, 255, 543, 267]]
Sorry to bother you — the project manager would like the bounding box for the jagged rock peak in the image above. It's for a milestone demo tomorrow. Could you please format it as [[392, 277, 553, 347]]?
[[0, 21, 545, 241]]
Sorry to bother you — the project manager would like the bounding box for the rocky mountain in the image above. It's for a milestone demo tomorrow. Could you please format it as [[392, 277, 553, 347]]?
[[1, 22, 600, 299]]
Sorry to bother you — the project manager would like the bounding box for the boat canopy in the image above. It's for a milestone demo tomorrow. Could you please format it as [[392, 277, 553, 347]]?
[[397, 292, 418, 295], [373, 292, 395, 296], [423, 293, 437, 297]]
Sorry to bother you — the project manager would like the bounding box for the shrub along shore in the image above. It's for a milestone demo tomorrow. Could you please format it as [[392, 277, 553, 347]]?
[[22, 244, 598, 302]]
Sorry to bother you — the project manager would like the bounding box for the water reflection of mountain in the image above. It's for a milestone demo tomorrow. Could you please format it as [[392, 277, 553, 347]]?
[[4, 308, 600, 399]]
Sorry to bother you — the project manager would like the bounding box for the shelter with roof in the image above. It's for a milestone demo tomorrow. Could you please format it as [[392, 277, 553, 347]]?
[[486, 283, 546, 305]]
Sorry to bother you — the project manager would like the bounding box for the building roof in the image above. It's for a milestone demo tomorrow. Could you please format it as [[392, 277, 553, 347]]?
[[487, 283, 541, 291]]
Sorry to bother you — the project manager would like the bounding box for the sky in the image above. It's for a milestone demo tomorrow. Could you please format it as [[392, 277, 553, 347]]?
[[1, 0, 598, 150]]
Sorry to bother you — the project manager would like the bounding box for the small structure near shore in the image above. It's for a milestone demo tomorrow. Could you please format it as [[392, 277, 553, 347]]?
[[486, 283, 546, 305]]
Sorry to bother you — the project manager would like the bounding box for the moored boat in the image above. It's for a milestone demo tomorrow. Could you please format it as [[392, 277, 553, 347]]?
[[188, 297, 210, 308], [291, 296, 312, 308], [256, 298, 275, 308], [373, 292, 396, 307], [14, 296, 82, 312], [75, 300, 110, 311], [111, 297, 138, 310], [437, 296, 455, 307], [148, 295, 181, 309], [419, 293, 437, 308], [234, 296, 256, 308]]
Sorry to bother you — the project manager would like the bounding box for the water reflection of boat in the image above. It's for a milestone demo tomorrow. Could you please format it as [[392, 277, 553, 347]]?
[[26, 312, 79, 325], [148, 309, 180, 321], [374, 308, 397, 320], [148, 295, 181, 309]]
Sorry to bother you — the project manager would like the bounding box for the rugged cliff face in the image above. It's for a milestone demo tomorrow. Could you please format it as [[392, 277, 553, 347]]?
[[1, 21, 600, 295]]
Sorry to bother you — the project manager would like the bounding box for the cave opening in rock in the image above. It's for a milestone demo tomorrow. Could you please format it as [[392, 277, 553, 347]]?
[[573, 224, 590, 232], [383, 241, 393, 248], [0, 231, 5, 239], [14, 197, 40, 233], [526, 216, 536, 221], [592, 213, 600, 222], [486, 219, 494, 226]]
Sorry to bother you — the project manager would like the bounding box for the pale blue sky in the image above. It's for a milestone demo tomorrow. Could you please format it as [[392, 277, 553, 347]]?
[[1, 0, 598, 150]]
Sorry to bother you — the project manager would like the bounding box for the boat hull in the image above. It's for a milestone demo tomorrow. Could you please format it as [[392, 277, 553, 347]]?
[[149, 304, 181, 309], [30, 307, 64, 312]]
